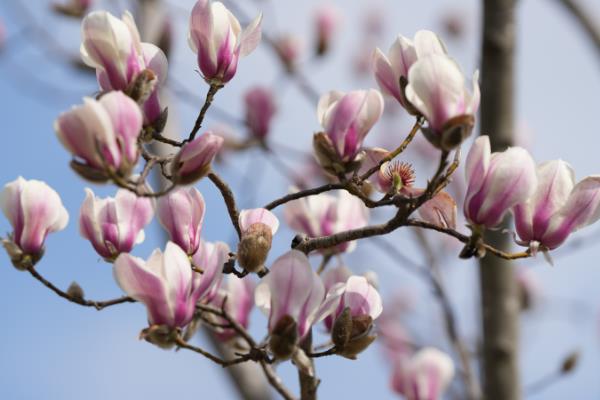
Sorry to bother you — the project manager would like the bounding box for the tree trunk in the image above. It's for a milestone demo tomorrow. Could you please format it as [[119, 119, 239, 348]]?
[[479, 0, 521, 399]]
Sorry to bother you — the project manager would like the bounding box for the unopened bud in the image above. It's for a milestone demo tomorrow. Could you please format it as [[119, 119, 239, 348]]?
[[269, 315, 298, 360], [237, 223, 273, 273], [561, 351, 579, 374], [67, 281, 85, 301], [172, 132, 224, 185], [331, 307, 353, 349], [332, 310, 375, 360]]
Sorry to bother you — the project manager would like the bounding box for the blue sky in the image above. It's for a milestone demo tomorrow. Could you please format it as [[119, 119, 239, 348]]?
[[0, 0, 599, 399]]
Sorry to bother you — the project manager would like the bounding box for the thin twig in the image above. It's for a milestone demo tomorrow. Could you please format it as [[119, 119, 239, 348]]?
[[208, 172, 242, 238], [26, 267, 135, 310], [187, 83, 223, 142]]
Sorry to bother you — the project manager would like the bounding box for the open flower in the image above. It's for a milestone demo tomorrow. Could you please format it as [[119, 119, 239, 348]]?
[[406, 54, 480, 150], [55, 91, 143, 182], [373, 30, 446, 112], [188, 0, 262, 84], [157, 187, 206, 256], [79, 188, 154, 261], [255, 250, 330, 359], [80, 11, 168, 124], [513, 160, 600, 250], [1, 177, 69, 268], [284, 190, 369, 253], [314, 90, 384, 172], [205, 275, 255, 341], [391, 347, 455, 400], [464, 136, 537, 229]]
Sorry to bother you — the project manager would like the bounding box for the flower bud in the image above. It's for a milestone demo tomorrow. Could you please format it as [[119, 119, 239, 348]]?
[[244, 87, 277, 140], [53, 0, 93, 18], [172, 132, 224, 184], [1, 177, 69, 269], [237, 208, 279, 273], [157, 187, 205, 256], [464, 136, 537, 229], [188, 0, 262, 84], [314, 4, 340, 56], [274, 34, 304, 72]]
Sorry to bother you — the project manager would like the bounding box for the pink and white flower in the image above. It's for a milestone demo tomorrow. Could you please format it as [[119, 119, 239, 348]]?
[[1, 177, 69, 264], [405, 54, 480, 150], [191, 239, 230, 302], [54, 91, 143, 181], [391, 347, 455, 400], [316, 89, 384, 163], [284, 190, 369, 253], [157, 187, 206, 256], [79, 188, 154, 260], [188, 0, 262, 84], [80, 11, 168, 123], [464, 136, 537, 229], [114, 241, 225, 329], [373, 30, 446, 110], [172, 131, 224, 184], [206, 275, 255, 341], [314, 4, 340, 56], [244, 86, 277, 140], [237, 208, 279, 273], [513, 160, 600, 250]]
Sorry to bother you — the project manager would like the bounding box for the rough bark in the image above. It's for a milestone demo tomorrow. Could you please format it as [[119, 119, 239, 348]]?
[[479, 0, 521, 399]]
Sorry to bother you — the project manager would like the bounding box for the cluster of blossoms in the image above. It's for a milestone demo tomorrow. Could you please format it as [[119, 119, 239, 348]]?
[[5, 0, 600, 398]]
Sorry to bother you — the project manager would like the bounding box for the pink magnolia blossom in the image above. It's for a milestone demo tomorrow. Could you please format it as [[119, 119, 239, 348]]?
[[316, 89, 384, 163], [188, 0, 262, 84], [191, 239, 230, 302], [406, 54, 480, 150], [172, 132, 224, 184], [464, 136, 537, 229], [157, 187, 205, 256], [1, 177, 69, 263], [206, 275, 255, 341], [80, 11, 168, 123], [284, 190, 369, 253], [237, 208, 279, 273], [391, 347, 455, 400], [513, 160, 600, 250], [373, 30, 446, 110], [274, 34, 304, 71], [113, 241, 226, 329], [255, 250, 330, 341], [54, 91, 143, 181], [321, 274, 382, 332], [79, 188, 154, 260], [244, 86, 277, 140], [314, 4, 340, 56]]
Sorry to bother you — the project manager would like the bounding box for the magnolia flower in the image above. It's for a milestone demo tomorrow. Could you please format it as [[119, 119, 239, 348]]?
[[314, 4, 340, 56], [206, 275, 255, 341], [237, 208, 279, 273], [157, 187, 205, 256], [191, 239, 230, 302], [406, 54, 480, 150], [79, 188, 154, 260], [55, 91, 143, 182], [513, 160, 600, 250], [464, 136, 537, 229], [274, 34, 304, 72], [172, 132, 224, 184], [314, 89, 384, 172], [284, 190, 369, 253], [114, 242, 226, 334], [188, 0, 262, 84], [80, 11, 168, 124], [244, 86, 277, 140], [373, 30, 446, 111], [391, 347, 455, 400], [1, 177, 69, 268], [255, 250, 332, 358], [320, 276, 383, 359]]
